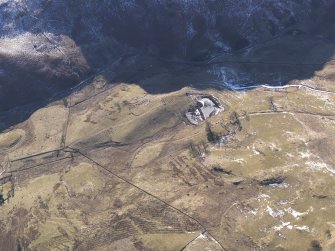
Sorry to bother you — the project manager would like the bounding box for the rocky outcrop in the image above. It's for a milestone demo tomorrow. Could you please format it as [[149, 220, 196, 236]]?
[[186, 95, 223, 125]]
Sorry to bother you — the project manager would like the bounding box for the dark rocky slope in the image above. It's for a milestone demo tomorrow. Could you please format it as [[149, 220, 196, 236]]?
[[1, 0, 335, 114]]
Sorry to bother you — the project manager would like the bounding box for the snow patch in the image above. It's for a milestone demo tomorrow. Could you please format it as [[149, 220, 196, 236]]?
[[257, 194, 270, 202], [274, 221, 291, 231], [306, 161, 335, 174], [269, 182, 289, 188], [252, 145, 260, 155], [273, 221, 310, 232], [295, 226, 310, 231], [286, 152, 294, 158], [249, 208, 259, 216], [300, 151, 313, 159], [266, 206, 284, 218], [232, 158, 245, 164], [284, 207, 309, 219], [269, 143, 281, 151]]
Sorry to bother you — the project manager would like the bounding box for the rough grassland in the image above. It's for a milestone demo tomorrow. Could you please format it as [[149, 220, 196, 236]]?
[[1, 56, 335, 250]]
